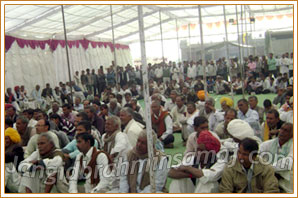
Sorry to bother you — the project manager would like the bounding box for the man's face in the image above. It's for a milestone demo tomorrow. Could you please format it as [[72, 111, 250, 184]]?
[[248, 98, 257, 109], [125, 95, 131, 103], [175, 97, 184, 108], [63, 107, 70, 116], [5, 136, 12, 148], [105, 119, 118, 133], [151, 103, 160, 115], [170, 92, 177, 101], [75, 98, 81, 105], [74, 116, 82, 127], [187, 104, 195, 114], [119, 112, 131, 126], [38, 136, 53, 156], [224, 111, 236, 125], [5, 108, 15, 118], [238, 101, 248, 114], [84, 109, 93, 119], [83, 101, 90, 109], [76, 137, 90, 154], [279, 124, 293, 144], [237, 145, 253, 169], [36, 120, 48, 134], [76, 125, 87, 135], [266, 113, 279, 128], [50, 118, 59, 127], [194, 122, 208, 133], [205, 101, 213, 113], [52, 104, 59, 113], [221, 102, 229, 112], [16, 119, 27, 132], [136, 136, 148, 155], [37, 112, 44, 121]]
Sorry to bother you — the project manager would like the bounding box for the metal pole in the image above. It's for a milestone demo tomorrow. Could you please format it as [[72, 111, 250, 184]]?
[[244, 6, 249, 56], [236, 5, 245, 99], [61, 5, 73, 103], [137, 5, 156, 193], [198, 5, 207, 97], [110, 5, 118, 88], [223, 5, 234, 107], [159, 10, 165, 63], [240, 6, 245, 64], [175, 19, 180, 62], [188, 23, 192, 61]]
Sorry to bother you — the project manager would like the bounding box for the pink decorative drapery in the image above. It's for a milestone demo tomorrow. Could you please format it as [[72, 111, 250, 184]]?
[[5, 35, 129, 52]]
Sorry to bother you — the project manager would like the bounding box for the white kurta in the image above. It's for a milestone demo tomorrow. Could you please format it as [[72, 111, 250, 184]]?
[[18, 150, 68, 193], [68, 147, 114, 193], [123, 119, 144, 147]]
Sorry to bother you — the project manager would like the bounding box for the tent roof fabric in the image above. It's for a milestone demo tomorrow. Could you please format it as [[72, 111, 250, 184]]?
[[5, 4, 293, 44]]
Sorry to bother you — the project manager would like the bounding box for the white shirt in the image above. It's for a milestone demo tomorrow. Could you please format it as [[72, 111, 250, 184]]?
[[123, 119, 144, 147], [69, 147, 113, 193], [102, 132, 132, 161], [153, 112, 173, 140]]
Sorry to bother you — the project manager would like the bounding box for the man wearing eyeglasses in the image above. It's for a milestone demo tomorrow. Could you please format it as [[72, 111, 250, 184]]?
[[24, 119, 59, 158]]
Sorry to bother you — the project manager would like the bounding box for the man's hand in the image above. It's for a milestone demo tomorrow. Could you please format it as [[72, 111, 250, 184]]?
[[269, 129, 279, 137], [64, 153, 70, 159]]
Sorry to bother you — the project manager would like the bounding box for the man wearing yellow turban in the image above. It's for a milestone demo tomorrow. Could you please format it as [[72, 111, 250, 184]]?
[[5, 128, 24, 192]]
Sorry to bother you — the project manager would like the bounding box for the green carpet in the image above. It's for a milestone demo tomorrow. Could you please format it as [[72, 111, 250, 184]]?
[[138, 93, 277, 190]]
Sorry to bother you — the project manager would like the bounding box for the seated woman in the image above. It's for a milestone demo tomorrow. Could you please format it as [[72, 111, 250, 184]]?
[[168, 130, 223, 193]]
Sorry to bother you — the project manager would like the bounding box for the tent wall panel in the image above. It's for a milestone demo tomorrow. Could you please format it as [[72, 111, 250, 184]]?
[[5, 41, 133, 94]]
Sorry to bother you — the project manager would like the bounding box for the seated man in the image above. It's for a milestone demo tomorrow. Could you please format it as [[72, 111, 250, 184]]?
[[151, 100, 175, 148], [248, 96, 264, 124], [5, 128, 24, 192], [18, 133, 68, 193], [62, 121, 99, 166], [102, 116, 132, 162], [120, 107, 144, 147], [259, 123, 293, 193], [69, 133, 113, 193], [198, 97, 218, 131], [180, 102, 199, 143], [219, 138, 279, 193], [214, 109, 237, 140], [24, 119, 60, 158], [261, 109, 284, 141], [169, 131, 223, 193], [185, 116, 220, 155], [119, 130, 168, 193], [170, 95, 187, 133], [237, 99, 261, 138]]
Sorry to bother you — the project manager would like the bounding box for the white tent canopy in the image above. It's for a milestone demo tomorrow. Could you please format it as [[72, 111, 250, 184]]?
[[4, 4, 293, 93]]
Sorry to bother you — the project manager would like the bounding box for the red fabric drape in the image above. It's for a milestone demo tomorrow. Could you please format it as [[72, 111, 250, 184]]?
[[5, 35, 129, 52]]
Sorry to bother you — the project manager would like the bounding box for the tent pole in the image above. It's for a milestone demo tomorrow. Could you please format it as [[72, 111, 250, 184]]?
[[223, 5, 234, 107], [159, 10, 165, 63], [188, 23, 192, 62], [235, 5, 245, 99], [198, 5, 207, 98], [244, 6, 249, 56], [110, 5, 118, 89], [61, 5, 73, 103], [137, 5, 156, 193], [175, 19, 180, 62]]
